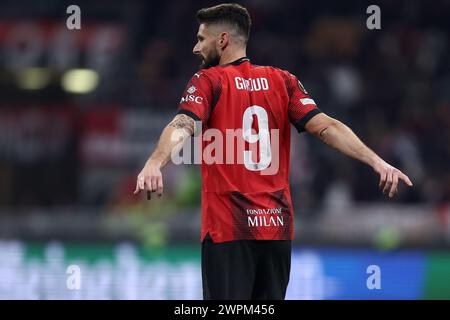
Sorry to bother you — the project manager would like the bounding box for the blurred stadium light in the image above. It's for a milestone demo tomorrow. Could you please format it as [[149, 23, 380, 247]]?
[[16, 68, 51, 90], [61, 69, 99, 93]]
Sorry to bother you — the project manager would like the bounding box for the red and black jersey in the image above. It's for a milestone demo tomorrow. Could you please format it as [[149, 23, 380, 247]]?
[[177, 57, 321, 243]]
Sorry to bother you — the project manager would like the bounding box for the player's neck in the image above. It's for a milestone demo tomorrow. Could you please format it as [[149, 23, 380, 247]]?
[[219, 48, 247, 66]]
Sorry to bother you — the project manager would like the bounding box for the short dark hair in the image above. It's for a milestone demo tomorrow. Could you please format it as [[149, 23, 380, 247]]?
[[196, 3, 251, 44]]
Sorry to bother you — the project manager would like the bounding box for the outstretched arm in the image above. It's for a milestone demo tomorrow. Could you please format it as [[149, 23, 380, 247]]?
[[305, 113, 413, 198], [133, 114, 195, 198]]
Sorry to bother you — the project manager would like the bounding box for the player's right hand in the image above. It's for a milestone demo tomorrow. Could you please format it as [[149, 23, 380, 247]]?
[[133, 161, 163, 199]]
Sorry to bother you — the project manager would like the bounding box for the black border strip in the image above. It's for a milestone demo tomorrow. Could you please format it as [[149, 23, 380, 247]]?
[[177, 109, 201, 122], [294, 108, 322, 133]]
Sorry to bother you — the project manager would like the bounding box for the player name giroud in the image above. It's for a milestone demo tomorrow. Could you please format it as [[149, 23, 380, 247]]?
[[234, 76, 269, 91]]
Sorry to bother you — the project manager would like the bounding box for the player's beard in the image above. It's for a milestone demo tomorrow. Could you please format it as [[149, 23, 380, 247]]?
[[199, 48, 220, 69]]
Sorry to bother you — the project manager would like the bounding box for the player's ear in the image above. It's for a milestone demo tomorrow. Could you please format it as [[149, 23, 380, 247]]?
[[218, 32, 229, 49]]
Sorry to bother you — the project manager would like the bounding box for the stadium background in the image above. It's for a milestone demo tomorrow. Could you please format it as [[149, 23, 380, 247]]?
[[0, 0, 449, 299]]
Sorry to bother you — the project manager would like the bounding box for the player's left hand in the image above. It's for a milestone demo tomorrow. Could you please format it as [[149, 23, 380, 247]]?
[[373, 161, 413, 198]]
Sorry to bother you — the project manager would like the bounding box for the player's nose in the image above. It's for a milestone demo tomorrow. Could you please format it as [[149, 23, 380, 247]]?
[[193, 43, 200, 55]]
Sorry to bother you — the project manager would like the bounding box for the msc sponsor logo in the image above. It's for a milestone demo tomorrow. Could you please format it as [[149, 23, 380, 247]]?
[[180, 94, 203, 104], [187, 85, 196, 94]]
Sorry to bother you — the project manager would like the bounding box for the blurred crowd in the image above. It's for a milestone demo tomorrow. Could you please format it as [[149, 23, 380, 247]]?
[[0, 0, 449, 214]]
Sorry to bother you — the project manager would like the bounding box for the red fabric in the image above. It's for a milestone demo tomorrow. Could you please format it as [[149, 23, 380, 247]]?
[[177, 58, 320, 243]]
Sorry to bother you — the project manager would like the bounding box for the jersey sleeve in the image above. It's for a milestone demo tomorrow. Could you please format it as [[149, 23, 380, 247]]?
[[283, 71, 322, 133], [177, 72, 216, 126]]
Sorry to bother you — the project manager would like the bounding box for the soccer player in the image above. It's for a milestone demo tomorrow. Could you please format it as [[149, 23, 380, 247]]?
[[134, 3, 413, 299]]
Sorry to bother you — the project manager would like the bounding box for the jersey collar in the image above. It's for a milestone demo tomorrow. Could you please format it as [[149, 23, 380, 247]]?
[[223, 56, 250, 66]]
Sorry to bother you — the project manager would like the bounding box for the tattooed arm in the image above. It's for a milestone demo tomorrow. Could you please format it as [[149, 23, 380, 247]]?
[[148, 114, 196, 168], [133, 114, 196, 198]]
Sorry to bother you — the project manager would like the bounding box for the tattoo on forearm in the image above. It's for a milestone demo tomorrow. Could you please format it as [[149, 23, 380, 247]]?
[[169, 114, 195, 134]]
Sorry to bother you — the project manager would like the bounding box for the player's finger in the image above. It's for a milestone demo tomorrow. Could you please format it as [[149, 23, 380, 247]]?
[[138, 175, 146, 190], [133, 180, 141, 195], [134, 175, 145, 194], [383, 172, 393, 194], [389, 174, 399, 198], [145, 177, 152, 192], [151, 177, 157, 193], [379, 171, 387, 189], [156, 176, 164, 197], [400, 172, 413, 187]]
